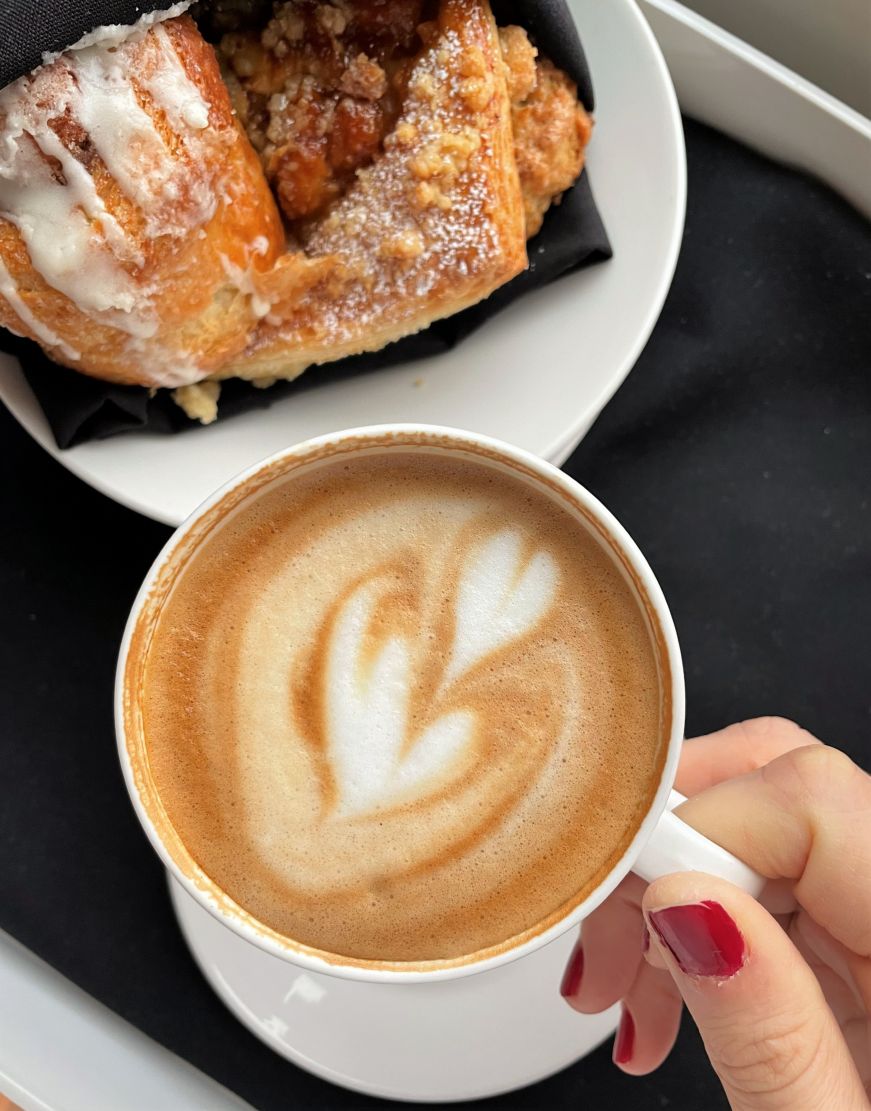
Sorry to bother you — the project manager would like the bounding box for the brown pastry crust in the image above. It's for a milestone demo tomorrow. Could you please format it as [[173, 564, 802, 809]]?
[[500, 25, 593, 237]]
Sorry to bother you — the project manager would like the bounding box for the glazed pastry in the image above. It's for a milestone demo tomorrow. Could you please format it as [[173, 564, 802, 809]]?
[[0, 1, 592, 420], [0, 16, 285, 388]]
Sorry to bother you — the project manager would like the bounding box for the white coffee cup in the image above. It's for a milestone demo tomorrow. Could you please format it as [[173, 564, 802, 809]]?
[[115, 424, 763, 986]]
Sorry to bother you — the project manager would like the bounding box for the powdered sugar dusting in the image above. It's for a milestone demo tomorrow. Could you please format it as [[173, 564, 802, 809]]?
[[247, 5, 523, 363]]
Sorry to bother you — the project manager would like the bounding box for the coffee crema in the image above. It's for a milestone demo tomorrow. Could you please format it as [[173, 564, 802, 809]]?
[[127, 443, 669, 967]]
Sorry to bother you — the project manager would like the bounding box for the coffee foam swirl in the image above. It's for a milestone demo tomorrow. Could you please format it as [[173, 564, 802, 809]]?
[[308, 526, 558, 819], [133, 448, 668, 965]]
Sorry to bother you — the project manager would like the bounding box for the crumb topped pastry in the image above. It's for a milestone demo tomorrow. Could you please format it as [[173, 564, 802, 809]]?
[[0, 1, 593, 421]]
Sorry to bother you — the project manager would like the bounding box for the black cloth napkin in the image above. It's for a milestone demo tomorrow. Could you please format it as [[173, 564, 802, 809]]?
[[0, 0, 611, 448], [2, 119, 870, 1110]]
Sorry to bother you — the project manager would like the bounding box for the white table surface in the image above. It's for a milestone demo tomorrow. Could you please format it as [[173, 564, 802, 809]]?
[[679, 0, 871, 118], [0, 930, 252, 1111]]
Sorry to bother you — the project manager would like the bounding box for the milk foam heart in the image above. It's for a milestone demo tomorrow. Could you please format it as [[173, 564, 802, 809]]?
[[133, 447, 668, 966], [326, 575, 476, 818], [326, 530, 558, 817], [444, 529, 559, 687]]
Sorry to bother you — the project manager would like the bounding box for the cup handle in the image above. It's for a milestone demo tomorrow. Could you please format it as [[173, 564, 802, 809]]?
[[632, 790, 767, 898]]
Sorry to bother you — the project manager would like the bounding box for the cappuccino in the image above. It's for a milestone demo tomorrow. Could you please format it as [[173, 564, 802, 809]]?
[[127, 440, 669, 966]]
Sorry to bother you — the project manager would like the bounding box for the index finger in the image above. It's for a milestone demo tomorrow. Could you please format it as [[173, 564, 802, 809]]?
[[677, 716, 821, 796]]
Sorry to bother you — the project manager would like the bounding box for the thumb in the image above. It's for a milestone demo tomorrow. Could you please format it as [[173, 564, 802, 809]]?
[[642, 873, 867, 1111]]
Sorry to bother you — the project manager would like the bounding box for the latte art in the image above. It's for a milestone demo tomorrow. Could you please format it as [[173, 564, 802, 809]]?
[[325, 572, 476, 819], [317, 528, 559, 818], [442, 530, 559, 688], [325, 571, 476, 819], [132, 447, 668, 966]]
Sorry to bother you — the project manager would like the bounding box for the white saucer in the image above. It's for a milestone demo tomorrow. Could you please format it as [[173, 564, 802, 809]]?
[[0, 0, 685, 527], [169, 877, 619, 1103]]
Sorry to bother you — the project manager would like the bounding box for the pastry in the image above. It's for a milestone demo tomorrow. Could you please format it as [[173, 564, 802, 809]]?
[[0, 1, 592, 422], [0, 16, 285, 389]]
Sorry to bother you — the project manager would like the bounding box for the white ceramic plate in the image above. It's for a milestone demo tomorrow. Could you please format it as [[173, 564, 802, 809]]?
[[0, 0, 685, 526], [169, 877, 621, 1104]]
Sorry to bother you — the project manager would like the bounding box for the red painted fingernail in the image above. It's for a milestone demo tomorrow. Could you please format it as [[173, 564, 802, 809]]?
[[613, 1005, 635, 1066], [641, 923, 650, 953], [648, 900, 745, 978], [560, 939, 584, 998]]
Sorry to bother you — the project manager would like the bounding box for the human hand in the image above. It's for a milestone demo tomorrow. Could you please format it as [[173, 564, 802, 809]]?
[[560, 717, 871, 1110]]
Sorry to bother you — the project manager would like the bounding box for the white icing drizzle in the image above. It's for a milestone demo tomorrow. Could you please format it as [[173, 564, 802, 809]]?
[[66, 42, 210, 236], [40, 2, 193, 67], [0, 128, 142, 317], [142, 24, 210, 132], [220, 253, 273, 319], [0, 255, 81, 360], [0, 16, 222, 374], [71, 48, 171, 214], [123, 334, 205, 387], [27, 122, 140, 264]]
